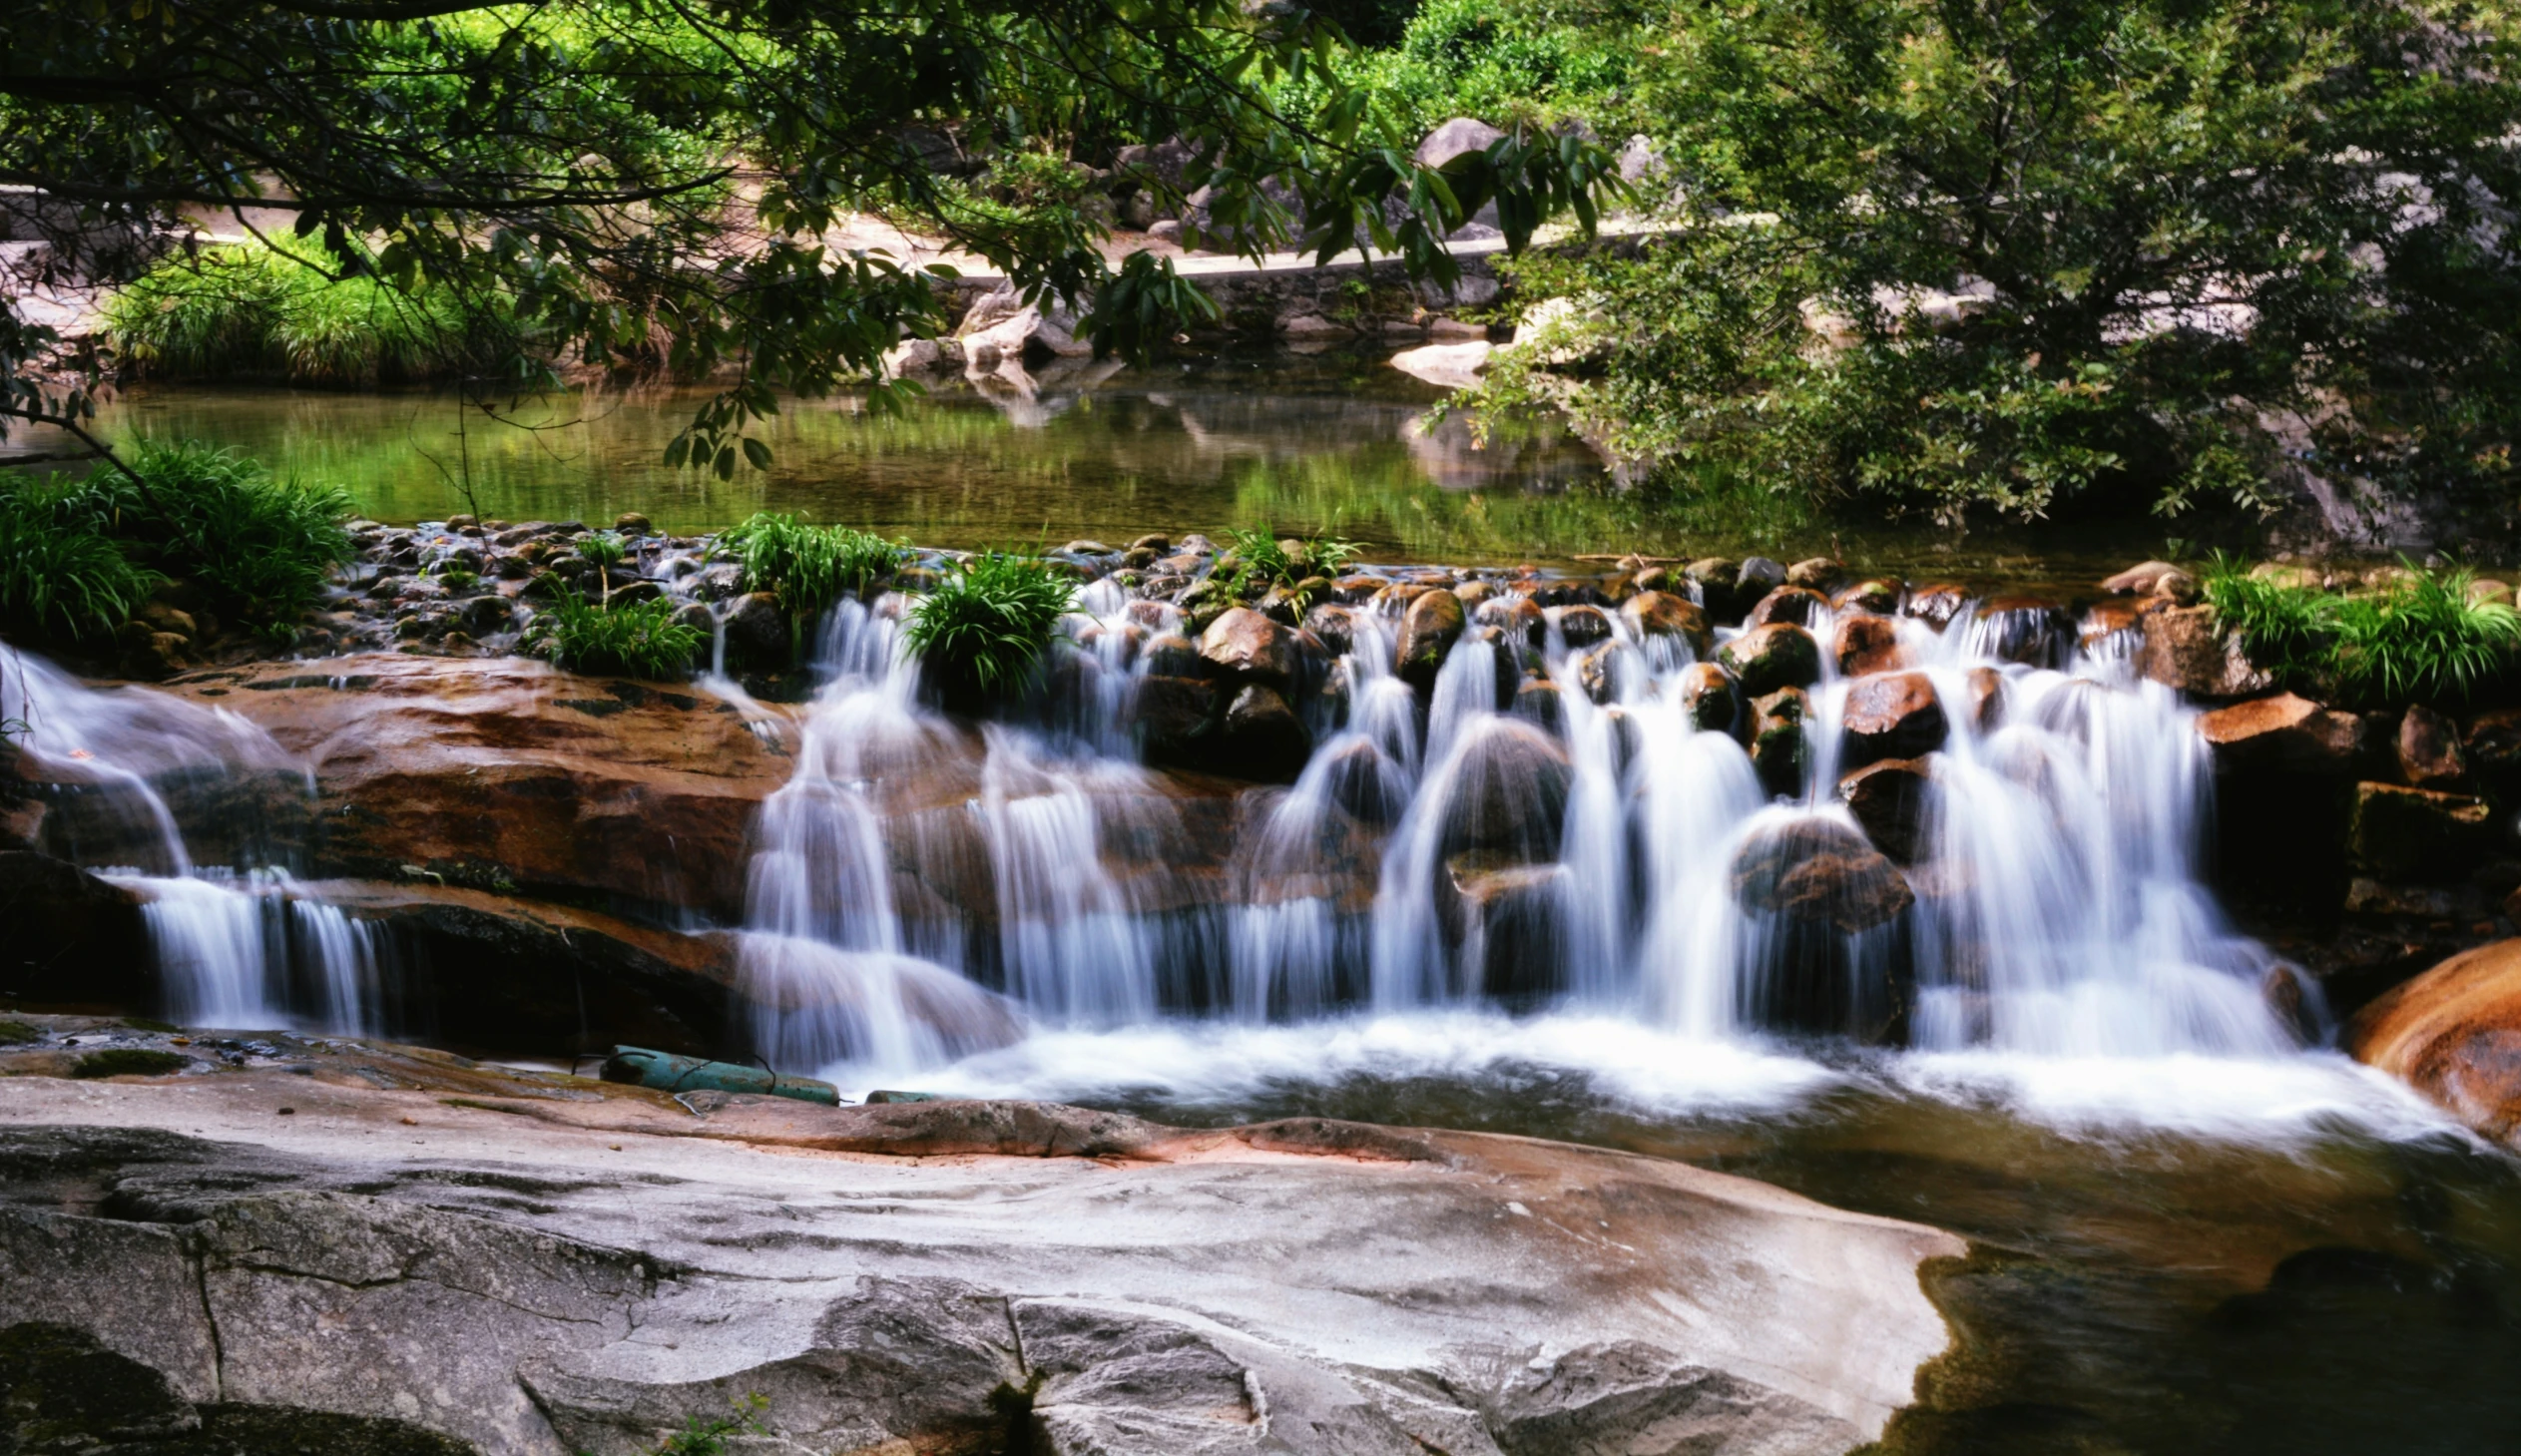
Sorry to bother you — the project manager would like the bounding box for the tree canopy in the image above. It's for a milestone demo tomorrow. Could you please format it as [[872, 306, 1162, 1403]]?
[[1469, 0, 2521, 537], [0, 0, 1616, 474]]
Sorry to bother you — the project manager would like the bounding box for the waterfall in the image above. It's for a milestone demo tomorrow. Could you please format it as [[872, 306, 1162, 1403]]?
[[6, 650, 384, 1033], [737, 575, 2307, 1083]]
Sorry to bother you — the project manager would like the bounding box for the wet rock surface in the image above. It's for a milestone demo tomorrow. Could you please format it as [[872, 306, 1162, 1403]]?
[[0, 1043, 1963, 1456], [2348, 938, 2521, 1148]]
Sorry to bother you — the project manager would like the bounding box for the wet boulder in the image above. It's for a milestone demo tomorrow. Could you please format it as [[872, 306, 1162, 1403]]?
[[1574, 640, 1622, 705], [1676, 662, 1743, 734], [1840, 672, 1947, 768], [1315, 735, 1409, 825], [1554, 603, 1615, 649], [2348, 782, 2493, 882], [1513, 678, 1566, 736], [1839, 758, 1932, 865], [1439, 719, 1573, 863], [1746, 586, 1828, 629], [1749, 688, 1812, 799], [1446, 852, 1572, 1005], [1133, 675, 1220, 766], [1200, 607, 1298, 690], [1737, 557, 1787, 601], [721, 592, 793, 673], [2346, 938, 2521, 1149], [1717, 624, 1820, 698], [2139, 604, 2274, 698], [1833, 580, 1902, 616], [1972, 598, 2073, 669], [2196, 693, 2364, 774], [1477, 594, 1546, 651], [1831, 615, 1905, 678], [1300, 603, 1357, 658], [0, 851, 151, 1007], [1219, 684, 1312, 782], [1396, 587, 1468, 687], [2400, 706, 2469, 789], [1787, 558, 1849, 593], [1732, 818, 1914, 934], [1902, 584, 1971, 631], [1619, 591, 1712, 659], [1685, 558, 1743, 619], [1963, 667, 2007, 733]]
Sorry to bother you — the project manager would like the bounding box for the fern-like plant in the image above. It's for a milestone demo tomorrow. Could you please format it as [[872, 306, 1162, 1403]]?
[[0, 478, 163, 641], [2327, 566, 2521, 707], [902, 551, 1076, 709]]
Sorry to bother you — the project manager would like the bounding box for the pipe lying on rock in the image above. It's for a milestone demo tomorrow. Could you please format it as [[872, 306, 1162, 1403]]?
[[600, 1044, 840, 1105]]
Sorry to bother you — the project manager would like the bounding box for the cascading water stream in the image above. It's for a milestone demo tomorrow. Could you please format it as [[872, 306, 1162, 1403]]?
[[738, 572, 2313, 1088], [3, 649, 384, 1031]]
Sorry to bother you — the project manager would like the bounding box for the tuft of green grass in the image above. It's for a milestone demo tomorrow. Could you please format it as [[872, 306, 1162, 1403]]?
[[2203, 555, 2521, 707], [714, 512, 907, 617], [575, 531, 629, 604], [108, 441, 357, 629], [0, 1019, 41, 1045], [71, 1048, 189, 1079], [525, 593, 703, 680], [0, 477, 165, 641], [903, 551, 1076, 705], [1221, 523, 1361, 589]]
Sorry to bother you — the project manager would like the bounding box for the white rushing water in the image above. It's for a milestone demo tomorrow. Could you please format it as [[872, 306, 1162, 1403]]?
[[4, 649, 383, 1032], [731, 571, 2347, 1135]]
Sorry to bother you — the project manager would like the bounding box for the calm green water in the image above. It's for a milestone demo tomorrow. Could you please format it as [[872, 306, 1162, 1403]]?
[[37, 348, 2184, 589]]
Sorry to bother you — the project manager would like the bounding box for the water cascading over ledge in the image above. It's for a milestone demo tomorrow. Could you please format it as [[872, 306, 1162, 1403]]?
[[0, 652, 387, 1031], [724, 571, 2316, 1077]]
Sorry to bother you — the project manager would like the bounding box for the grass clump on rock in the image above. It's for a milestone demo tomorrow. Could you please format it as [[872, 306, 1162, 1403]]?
[[903, 551, 1075, 709], [526, 594, 704, 680], [70, 1048, 189, 1079], [716, 512, 908, 616], [2203, 556, 2521, 708], [1221, 523, 1360, 589], [0, 477, 163, 641]]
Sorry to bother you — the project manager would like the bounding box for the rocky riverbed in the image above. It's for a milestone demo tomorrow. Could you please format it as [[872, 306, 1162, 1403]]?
[[0, 1017, 1962, 1456]]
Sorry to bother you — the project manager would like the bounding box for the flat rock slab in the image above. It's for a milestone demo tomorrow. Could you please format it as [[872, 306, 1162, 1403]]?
[[0, 1059, 1962, 1456]]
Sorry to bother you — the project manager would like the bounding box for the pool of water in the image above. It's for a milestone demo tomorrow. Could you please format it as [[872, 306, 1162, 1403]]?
[[911, 1017, 2521, 1456], [34, 348, 2191, 590]]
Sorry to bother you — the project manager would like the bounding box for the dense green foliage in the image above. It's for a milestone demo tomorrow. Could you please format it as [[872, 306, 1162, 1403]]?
[[0, 477, 164, 642], [0, 0, 1614, 478], [0, 442, 350, 643], [903, 552, 1077, 704], [1277, 0, 1643, 137], [2203, 558, 2521, 707], [715, 513, 909, 617], [103, 243, 495, 385], [1465, 0, 2521, 535], [525, 594, 705, 680]]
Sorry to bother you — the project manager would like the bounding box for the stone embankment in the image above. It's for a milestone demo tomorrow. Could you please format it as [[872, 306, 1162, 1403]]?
[[0, 1018, 1963, 1456]]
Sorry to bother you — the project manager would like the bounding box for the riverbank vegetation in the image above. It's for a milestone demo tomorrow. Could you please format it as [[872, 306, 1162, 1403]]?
[[716, 513, 909, 617], [2203, 557, 2521, 708], [0, 443, 350, 644], [103, 243, 500, 387]]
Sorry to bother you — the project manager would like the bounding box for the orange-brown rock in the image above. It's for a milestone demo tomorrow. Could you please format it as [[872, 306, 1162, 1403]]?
[[2346, 938, 2521, 1147], [1839, 758, 1932, 864], [1618, 591, 1712, 658], [2399, 705, 2468, 789], [2139, 603, 2275, 697], [1745, 585, 1828, 629], [172, 654, 797, 922], [2196, 693, 2363, 773], [1841, 672, 1948, 767], [1832, 614, 1906, 677]]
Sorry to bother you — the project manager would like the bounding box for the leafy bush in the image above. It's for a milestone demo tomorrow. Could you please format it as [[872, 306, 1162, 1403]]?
[[2202, 559, 2521, 708], [1275, 0, 1642, 138], [107, 442, 355, 627], [903, 552, 1076, 706], [103, 242, 496, 385], [715, 512, 907, 616], [525, 594, 703, 680], [0, 477, 163, 641]]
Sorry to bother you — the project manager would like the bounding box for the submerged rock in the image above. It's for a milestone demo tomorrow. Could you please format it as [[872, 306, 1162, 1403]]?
[[1731, 818, 1914, 935], [1840, 758, 1933, 865], [1750, 688, 1812, 799], [1439, 719, 1573, 862]]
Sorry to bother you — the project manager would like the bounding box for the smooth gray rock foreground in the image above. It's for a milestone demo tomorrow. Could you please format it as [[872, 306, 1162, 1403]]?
[[0, 1073, 1965, 1456]]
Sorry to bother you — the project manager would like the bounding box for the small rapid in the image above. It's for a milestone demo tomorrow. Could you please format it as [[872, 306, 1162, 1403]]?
[[731, 568, 2326, 1110]]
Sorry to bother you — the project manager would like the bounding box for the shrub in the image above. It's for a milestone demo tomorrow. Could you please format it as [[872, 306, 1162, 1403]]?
[[525, 594, 703, 680], [0, 477, 163, 641], [106, 442, 356, 628], [2202, 558, 2521, 708], [902, 551, 1076, 707], [714, 512, 907, 617], [103, 242, 495, 385]]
